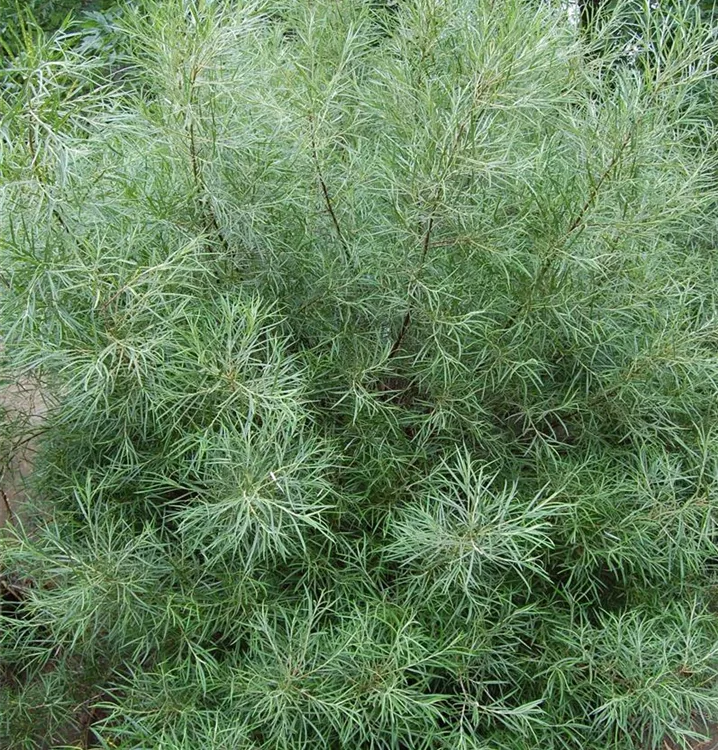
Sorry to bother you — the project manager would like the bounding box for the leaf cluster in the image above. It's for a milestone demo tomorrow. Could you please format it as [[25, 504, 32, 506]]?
[[2, 1, 718, 747]]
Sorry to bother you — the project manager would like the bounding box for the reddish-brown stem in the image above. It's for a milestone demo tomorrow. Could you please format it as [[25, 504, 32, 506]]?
[[388, 216, 434, 359], [188, 65, 231, 258], [1, 487, 14, 526], [534, 131, 632, 291], [308, 115, 350, 261]]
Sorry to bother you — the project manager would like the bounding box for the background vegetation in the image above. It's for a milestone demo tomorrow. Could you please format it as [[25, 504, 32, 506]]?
[[2, 0, 718, 748], [0, 0, 117, 51]]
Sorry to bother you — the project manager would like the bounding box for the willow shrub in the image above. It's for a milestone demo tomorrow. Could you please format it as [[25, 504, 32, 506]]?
[[2, 1, 718, 748]]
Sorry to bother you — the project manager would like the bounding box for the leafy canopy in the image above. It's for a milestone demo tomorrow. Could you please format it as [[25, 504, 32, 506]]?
[[2, 1, 718, 748]]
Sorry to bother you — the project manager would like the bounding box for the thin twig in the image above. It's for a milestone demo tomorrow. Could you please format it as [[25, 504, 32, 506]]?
[[80, 706, 98, 750], [189, 119, 201, 187], [385, 76, 490, 361], [0, 486, 14, 526], [189, 123, 231, 256], [505, 129, 634, 331], [308, 114, 350, 261], [27, 110, 74, 235], [571, 132, 633, 233], [534, 130, 633, 291], [187, 66, 232, 258], [388, 216, 434, 359], [201, 195, 232, 256], [388, 308, 412, 360]]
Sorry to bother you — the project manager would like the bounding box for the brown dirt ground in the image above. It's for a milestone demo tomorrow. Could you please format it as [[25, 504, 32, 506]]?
[[662, 721, 718, 750], [0, 374, 47, 529]]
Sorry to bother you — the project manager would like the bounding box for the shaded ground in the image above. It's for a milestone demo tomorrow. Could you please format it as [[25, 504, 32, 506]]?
[[662, 721, 718, 750], [0, 374, 46, 528]]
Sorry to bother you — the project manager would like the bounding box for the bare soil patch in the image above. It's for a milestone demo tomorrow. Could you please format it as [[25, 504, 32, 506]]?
[[0, 373, 47, 528]]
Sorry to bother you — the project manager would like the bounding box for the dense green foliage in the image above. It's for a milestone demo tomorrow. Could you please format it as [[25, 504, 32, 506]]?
[[2, 1, 718, 747], [0, 0, 118, 54]]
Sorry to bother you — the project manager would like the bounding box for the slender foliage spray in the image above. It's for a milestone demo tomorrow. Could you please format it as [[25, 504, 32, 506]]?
[[2, 1, 718, 748]]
